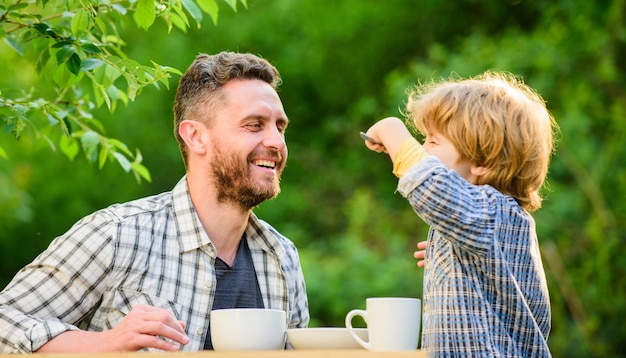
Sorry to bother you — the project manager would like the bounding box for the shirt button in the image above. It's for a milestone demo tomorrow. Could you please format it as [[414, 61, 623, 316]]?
[[204, 281, 211, 288], [196, 328, 203, 336]]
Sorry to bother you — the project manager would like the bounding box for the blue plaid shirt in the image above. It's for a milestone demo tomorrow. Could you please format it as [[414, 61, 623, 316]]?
[[398, 156, 551, 357], [0, 176, 309, 353]]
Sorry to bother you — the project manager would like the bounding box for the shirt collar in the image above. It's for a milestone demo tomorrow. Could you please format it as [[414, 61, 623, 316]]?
[[171, 175, 284, 257], [171, 176, 211, 253], [245, 213, 286, 258]]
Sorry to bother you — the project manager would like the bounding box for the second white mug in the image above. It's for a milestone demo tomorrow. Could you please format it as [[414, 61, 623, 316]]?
[[345, 297, 421, 351]]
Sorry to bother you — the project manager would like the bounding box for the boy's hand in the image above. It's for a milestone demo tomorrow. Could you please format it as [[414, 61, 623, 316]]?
[[360, 132, 387, 153], [362, 117, 412, 159], [414, 241, 427, 268]]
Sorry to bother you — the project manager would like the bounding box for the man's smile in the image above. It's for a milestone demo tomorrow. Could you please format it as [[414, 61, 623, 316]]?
[[252, 159, 277, 169]]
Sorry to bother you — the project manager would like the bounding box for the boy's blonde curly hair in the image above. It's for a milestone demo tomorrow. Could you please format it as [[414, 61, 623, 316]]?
[[405, 71, 558, 212]]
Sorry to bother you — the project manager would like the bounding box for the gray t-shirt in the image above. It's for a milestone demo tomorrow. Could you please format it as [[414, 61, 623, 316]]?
[[204, 236, 264, 350]]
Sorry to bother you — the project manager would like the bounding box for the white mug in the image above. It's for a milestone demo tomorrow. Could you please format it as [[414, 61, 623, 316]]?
[[345, 297, 421, 351], [210, 308, 287, 351]]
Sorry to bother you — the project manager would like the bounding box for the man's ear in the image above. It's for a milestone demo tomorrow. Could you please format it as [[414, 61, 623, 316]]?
[[179, 120, 208, 155]]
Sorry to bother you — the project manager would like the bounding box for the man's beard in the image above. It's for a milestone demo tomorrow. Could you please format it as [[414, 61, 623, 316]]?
[[210, 145, 284, 211]]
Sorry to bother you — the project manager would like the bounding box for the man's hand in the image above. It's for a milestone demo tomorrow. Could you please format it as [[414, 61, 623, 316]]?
[[101, 304, 189, 351], [414, 241, 427, 268], [37, 304, 189, 353]]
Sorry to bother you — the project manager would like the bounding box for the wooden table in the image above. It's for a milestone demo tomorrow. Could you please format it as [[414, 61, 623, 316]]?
[[3, 350, 428, 358]]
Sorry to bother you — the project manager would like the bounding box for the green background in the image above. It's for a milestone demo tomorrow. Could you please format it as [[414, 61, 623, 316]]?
[[1, 0, 625, 356]]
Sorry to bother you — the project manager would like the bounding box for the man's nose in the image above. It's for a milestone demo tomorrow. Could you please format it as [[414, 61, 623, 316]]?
[[263, 126, 286, 150]]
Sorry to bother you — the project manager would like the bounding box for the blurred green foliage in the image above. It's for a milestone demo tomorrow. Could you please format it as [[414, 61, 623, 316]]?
[[1, 0, 625, 356]]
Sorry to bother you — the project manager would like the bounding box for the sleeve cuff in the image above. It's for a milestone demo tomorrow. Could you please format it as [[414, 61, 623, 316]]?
[[20, 320, 78, 353], [392, 137, 428, 178]]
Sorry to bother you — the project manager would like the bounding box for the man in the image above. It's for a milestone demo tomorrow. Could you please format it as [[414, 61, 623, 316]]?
[[0, 51, 309, 352]]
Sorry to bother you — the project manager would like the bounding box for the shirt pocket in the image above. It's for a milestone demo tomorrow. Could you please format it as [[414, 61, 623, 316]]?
[[89, 288, 183, 333], [113, 289, 182, 317], [106, 289, 185, 351]]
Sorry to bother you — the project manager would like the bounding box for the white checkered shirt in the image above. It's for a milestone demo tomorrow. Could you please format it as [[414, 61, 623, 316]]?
[[0, 176, 309, 353], [398, 156, 551, 357]]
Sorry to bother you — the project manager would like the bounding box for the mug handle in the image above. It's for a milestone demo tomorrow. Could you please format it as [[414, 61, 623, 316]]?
[[345, 309, 370, 350]]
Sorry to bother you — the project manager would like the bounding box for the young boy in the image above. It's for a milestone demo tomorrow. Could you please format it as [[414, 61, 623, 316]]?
[[362, 71, 556, 357]]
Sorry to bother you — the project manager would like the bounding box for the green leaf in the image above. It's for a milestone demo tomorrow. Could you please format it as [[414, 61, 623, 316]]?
[[163, 65, 183, 76], [107, 138, 132, 156], [80, 58, 104, 71], [91, 81, 110, 109], [113, 152, 131, 172], [11, 104, 28, 116], [52, 40, 73, 49], [84, 116, 105, 133], [181, 0, 203, 24], [131, 150, 152, 182], [71, 8, 91, 36], [119, 59, 140, 73], [82, 43, 101, 54], [134, 0, 156, 30], [53, 58, 81, 86], [117, 89, 129, 105], [3, 36, 23, 55], [47, 108, 71, 136], [170, 4, 191, 32], [8, 3, 29, 10], [35, 44, 51, 74], [92, 61, 122, 88], [67, 53, 81, 75], [98, 146, 108, 168], [32, 23, 50, 36], [135, 65, 149, 82], [94, 17, 108, 35], [131, 162, 152, 183], [223, 0, 238, 11], [55, 45, 75, 63], [111, 4, 128, 15], [196, 0, 218, 24], [28, 98, 47, 109], [0, 146, 6, 159], [125, 75, 139, 101], [81, 130, 100, 157], [47, 113, 59, 126], [105, 84, 120, 103], [9, 105, 28, 139], [62, 116, 73, 135], [59, 134, 79, 161], [93, 86, 105, 108], [15, 13, 43, 23]]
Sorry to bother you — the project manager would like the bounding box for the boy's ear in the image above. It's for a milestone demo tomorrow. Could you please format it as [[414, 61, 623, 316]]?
[[471, 165, 489, 178]]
